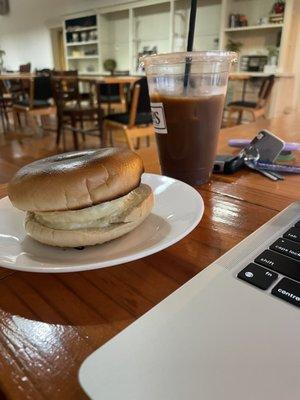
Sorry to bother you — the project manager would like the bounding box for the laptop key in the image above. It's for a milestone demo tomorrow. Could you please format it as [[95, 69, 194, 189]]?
[[283, 227, 300, 243], [296, 220, 300, 228], [271, 278, 300, 308], [237, 263, 278, 289], [270, 238, 300, 261], [255, 250, 300, 281]]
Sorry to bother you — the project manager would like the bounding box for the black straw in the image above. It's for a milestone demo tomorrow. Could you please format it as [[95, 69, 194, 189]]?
[[184, 0, 197, 89]]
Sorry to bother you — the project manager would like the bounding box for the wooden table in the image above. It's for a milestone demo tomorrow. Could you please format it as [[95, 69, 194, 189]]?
[[0, 115, 299, 399], [79, 75, 139, 85], [0, 73, 36, 80], [0, 73, 139, 87], [229, 73, 251, 81]]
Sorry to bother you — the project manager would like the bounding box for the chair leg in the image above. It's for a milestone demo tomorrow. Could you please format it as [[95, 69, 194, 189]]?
[[40, 115, 48, 133], [250, 108, 265, 122], [62, 128, 66, 151], [109, 130, 114, 146], [71, 115, 79, 150], [124, 128, 134, 150], [226, 110, 235, 127], [28, 113, 39, 134], [135, 138, 141, 150], [80, 117, 85, 142], [12, 109, 19, 130], [2, 106, 9, 132], [24, 112, 29, 127], [17, 111, 21, 127], [56, 128, 62, 147], [0, 109, 6, 134], [237, 110, 243, 124], [102, 121, 109, 147], [56, 118, 62, 146], [97, 110, 102, 146], [72, 131, 79, 150]]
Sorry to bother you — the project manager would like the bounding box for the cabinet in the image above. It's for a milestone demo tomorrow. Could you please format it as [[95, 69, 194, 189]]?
[[63, 0, 295, 75], [62, 0, 298, 115], [219, 0, 295, 75], [64, 14, 100, 74], [98, 10, 130, 74]]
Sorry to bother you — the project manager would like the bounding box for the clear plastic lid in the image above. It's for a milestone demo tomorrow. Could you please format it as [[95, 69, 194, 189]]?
[[140, 51, 237, 68]]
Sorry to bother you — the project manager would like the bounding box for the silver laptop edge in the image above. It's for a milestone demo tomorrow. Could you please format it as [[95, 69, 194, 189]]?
[[79, 201, 300, 400]]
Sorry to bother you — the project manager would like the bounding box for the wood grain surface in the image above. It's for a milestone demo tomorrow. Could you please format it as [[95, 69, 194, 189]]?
[[0, 114, 299, 399]]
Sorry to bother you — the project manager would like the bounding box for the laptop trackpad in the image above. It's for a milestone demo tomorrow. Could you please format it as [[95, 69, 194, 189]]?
[[79, 266, 300, 400]]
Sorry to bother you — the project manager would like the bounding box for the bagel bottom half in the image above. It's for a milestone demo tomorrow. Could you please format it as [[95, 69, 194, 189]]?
[[25, 184, 154, 248]]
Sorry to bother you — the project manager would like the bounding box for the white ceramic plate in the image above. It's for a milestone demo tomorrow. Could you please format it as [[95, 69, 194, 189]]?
[[0, 173, 204, 273]]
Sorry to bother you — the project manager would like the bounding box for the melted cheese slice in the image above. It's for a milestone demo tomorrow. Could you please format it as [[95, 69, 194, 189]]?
[[33, 184, 151, 230]]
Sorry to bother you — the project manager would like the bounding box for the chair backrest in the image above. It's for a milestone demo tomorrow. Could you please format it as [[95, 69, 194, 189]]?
[[128, 77, 151, 127], [98, 83, 120, 97], [0, 81, 8, 96], [51, 70, 78, 77], [134, 77, 151, 114], [33, 76, 52, 101], [19, 63, 31, 73], [51, 70, 80, 104], [257, 75, 275, 108], [36, 68, 52, 76]]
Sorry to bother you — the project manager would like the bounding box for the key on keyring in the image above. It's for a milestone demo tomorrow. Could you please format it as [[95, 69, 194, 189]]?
[[244, 160, 279, 181], [241, 130, 285, 181], [242, 130, 285, 163]]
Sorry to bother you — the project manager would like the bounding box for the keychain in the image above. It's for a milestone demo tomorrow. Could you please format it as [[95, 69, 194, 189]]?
[[239, 130, 300, 180]]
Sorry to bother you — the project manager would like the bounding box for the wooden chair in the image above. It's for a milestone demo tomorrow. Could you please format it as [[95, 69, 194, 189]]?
[[12, 76, 55, 132], [103, 77, 154, 150], [226, 75, 275, 126], [19, 63, 32, 94], [51, 75, 103, 150], [52, 70, 91, 103], [19, 63, 31, 73], [0, 81, 11, 133]]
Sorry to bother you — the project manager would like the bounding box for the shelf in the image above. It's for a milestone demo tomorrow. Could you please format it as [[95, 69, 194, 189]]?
[[67, 56, 99, 60], [225, 23, 284, 32], [230, 71, 294, 78], [66, 41, 98, 46], [78, 71, 100, 75], [66, 26, 97, 32]]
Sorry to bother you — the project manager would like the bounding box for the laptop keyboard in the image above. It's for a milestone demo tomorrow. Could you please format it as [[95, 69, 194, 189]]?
[[237, 219, 300, 308]]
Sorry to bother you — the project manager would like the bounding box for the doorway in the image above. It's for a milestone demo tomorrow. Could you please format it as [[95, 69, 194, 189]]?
[[50, 27, 66, 70]]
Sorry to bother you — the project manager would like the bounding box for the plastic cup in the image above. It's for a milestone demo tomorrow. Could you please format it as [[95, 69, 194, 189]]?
[[141, 51, 237, 185]]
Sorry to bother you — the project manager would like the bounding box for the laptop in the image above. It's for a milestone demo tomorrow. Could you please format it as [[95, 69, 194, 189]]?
[[79, 201, 300, 400]]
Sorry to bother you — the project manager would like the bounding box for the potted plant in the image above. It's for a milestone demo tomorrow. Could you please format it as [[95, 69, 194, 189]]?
[[271, 0, 285, 14], [264, 46, 279, 73], [269, 1, 285, 23], [226, 39, 243, 54], [103, 59, 117, 75], [226, 40, 243, 71], [266, 46, 279, 65]]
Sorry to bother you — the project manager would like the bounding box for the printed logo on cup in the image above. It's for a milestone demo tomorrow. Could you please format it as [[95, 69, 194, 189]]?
[[151, 102, 168, 134]]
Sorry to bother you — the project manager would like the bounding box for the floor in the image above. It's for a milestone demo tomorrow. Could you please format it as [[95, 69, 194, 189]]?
[[0, 116, 147, 183]]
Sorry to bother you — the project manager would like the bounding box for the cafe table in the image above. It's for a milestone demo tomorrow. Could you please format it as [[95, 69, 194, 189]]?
[[0, 73, 36, 81], [0, 72, 247, 83], [0, 73, 137, 83], [0, 114, 299, 399]]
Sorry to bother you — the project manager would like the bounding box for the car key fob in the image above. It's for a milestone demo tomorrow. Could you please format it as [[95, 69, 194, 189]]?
[[213, 154, 244, 174]]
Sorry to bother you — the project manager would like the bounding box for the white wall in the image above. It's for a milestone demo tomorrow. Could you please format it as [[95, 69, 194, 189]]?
[[0, 0, 130, 70]]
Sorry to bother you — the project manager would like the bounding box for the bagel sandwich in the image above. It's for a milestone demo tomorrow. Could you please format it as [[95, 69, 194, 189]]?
[[8, 148, 154, 248]]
